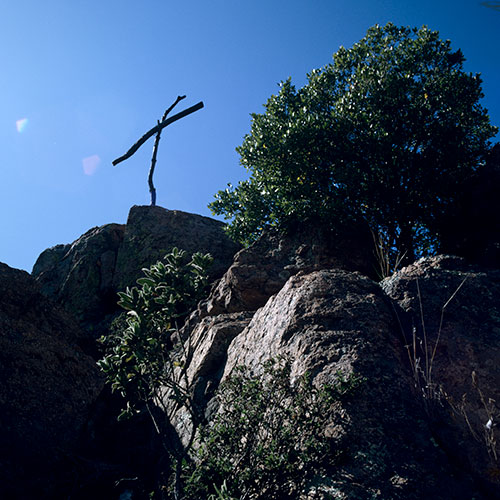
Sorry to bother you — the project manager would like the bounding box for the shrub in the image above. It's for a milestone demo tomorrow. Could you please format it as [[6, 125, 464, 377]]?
[[209, 23, 497, 266], [97, 247, 213, 422], [183, 358, 362, 500]]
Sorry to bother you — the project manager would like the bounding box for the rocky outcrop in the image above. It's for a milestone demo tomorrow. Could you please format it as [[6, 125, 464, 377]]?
[[15, 206, 500, 498], [113, 205, 240, 291], [33, 223, 125, 328], [0, 263, 104, 498], [167, 252, 499, 499], [184, 311, 254, 403], [381, 255, 500, 496], [25, 206, 241, 495], [205, 222, 376, 315], [33, 205, 240, 340]]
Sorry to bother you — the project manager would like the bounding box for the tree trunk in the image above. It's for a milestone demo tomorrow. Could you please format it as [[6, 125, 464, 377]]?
[[397, 221, 415, 267]]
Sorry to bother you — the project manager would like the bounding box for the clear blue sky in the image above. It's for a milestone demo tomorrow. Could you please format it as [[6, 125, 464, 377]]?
[[2, 0, 499, 272]]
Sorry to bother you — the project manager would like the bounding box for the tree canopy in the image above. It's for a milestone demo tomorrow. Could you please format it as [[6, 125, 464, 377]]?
[[209, 23, 497, 263]]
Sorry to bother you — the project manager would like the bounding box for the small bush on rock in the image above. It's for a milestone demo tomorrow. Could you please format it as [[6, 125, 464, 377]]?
[[183, 358, 362, 500], [97, 247, 213, 421]]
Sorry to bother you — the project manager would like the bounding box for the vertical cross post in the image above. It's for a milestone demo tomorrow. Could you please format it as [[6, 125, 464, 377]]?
[[113, 96, 204, 206], [148, 95, 186, 205]]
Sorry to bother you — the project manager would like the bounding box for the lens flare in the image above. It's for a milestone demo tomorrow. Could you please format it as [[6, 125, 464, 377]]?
[[16, 118, 28, 133], [82, 155, 101, 175]]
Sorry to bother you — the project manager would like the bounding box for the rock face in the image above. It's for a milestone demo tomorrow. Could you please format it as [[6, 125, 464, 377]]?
[[221, 269, 477, 499], [206, 222, 376, 315], [33, 223, 125, 327], [168, 251, 499, 499], [113, 205, 240, 291], [33, 205, 240, 338], [0, 263, 103, 498], [11, 206, 500, 498], [381, 255, 500, 496], [25, 206, 241, 495]]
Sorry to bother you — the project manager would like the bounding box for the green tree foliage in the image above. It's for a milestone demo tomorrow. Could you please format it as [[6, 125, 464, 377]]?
[[183, 359, 362, 500], [209, 23, 497, 262], [98, 247, 213, 421]]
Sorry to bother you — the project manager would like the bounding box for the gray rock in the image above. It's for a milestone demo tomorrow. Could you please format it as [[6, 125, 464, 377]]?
[[381, 255, 500, 496], [206, 222, 376, 315], [220, 269, 476, 499], [31, 243, 71, 296], [113, 205, 240, 291], [185, 311, 254, 402], [29, 200, 500, 500], [32, 205, 240, 339], [0, 262, 104, 498], [33, 223, 125, 327], [169, 266, 484, 498]]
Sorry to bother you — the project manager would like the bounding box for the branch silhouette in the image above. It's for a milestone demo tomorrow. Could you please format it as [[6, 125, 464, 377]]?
[[112, 101, 204, 167], [148, 95, 186, 206], [480, 1, 500, 11]]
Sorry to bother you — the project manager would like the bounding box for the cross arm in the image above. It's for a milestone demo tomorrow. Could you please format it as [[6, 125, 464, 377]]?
[[112, 101, 204, 166]]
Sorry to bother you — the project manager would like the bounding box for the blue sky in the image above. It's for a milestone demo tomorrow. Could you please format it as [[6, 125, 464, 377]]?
[[2, 0, 499, 272]]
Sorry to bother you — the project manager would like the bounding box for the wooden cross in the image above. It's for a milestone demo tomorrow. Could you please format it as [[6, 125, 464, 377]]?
[[113, 95, 204, 206]]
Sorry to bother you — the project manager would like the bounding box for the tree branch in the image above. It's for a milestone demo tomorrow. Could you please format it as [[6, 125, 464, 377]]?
[[112, 100, 204, 166]]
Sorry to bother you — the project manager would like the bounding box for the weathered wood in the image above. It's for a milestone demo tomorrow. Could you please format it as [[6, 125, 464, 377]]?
[[148, 96, 186, 206], [112, 100, 204, 166]]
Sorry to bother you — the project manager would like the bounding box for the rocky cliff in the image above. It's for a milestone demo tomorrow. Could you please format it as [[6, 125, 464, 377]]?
[[0, 263, 103, 498], [1, 205, 499, 498]]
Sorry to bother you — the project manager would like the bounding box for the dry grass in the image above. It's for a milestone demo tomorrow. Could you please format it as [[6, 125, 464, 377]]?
[[402, 275, 498, 465]]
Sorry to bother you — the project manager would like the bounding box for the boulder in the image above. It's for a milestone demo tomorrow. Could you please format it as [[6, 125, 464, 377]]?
[[220, 269, 478, 499], [184, 311, 254, 403], [0, 263, 104, 498], [169, 311, 254, 443], [169, 267, 485, 498], [206, 221, 376, 315], [28, 197, 500, 499], [113, 205, 241, 292], [33, 205, 240, 341], [30, 243, 72, 296], [33, 223, 125, 328], [381, 255, 500, 496], [167, 220, 377, 447]]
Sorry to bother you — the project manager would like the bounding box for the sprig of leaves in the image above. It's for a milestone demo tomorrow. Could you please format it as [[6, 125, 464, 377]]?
[[98, 247, 212, 420]]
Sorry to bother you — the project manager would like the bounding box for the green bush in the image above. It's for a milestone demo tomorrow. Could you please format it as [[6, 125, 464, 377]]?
[[183, 358, 362, 500], [97, 247, 213, 421], [209, 23, 497, 264]]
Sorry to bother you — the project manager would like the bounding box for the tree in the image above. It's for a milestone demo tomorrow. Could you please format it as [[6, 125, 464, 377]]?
[[209, 23, 497, 264]]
